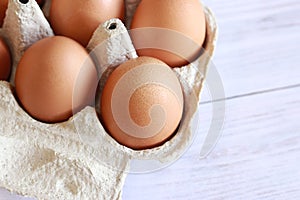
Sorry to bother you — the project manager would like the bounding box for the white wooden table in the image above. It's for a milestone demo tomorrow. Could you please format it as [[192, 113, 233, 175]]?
[[1, 0, 300, 199]]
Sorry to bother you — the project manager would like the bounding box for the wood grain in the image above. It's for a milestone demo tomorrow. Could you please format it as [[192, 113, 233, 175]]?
[[0, 189, 31, 200], [201, 0, 300, 101]]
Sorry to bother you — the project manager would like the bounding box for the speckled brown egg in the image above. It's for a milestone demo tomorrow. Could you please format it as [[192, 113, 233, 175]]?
[[15, 36, 98, 123], [101, 56, 184, 150], [0, 37, 11, 80], [49, 0, 125, 47], [130, 0, 206, 68]]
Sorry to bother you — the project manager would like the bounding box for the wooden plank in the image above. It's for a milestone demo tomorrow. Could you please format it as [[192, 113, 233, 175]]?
[[200, 0, 300, 101], [122, 86, 300, 199], [0, 188, 32, 200]]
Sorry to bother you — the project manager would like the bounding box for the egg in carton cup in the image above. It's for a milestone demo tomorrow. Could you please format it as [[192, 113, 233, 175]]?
[[0, 0, 217, 199]]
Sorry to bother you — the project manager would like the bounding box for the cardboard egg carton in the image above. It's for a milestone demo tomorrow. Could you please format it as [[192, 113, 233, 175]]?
[[0, 0, 217, 199]]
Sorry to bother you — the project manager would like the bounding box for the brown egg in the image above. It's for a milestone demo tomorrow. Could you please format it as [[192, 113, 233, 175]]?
[[0, 37, 11, 80], [101, 56, 184, 150], [0, 0, 8, 27], [0, 0, 45, 27], [49, 0, 125, 47], [130, 0, 206, 68], [35, 0, 45, 7], [15, 36, 98, 123]]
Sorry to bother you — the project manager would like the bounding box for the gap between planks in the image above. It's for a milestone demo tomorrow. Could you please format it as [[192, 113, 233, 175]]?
[[200, 83, 300, 105]]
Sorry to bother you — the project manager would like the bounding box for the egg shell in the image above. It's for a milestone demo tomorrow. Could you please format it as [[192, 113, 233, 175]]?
[[49, 0, 125, 46], [0, 0, 218, 199], [0, 37, 11, 80], [130, 0, 206, 67], [100, 56, 184, 150], [15, 36, 98, 123], [0, 0, 8, 27]]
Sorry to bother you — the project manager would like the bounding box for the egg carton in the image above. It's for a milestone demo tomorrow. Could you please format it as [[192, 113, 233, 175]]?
[[0, 0, 217, 199]]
